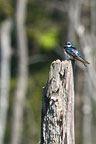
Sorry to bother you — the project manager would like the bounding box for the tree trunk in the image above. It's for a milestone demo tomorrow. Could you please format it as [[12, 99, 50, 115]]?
[[10, 0, 28, 144], [0, 19, 12, 144], [69, 0, 96, 143], [41, 60, 75, 144]]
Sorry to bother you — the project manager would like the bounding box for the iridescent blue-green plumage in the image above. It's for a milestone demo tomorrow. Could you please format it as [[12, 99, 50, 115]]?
[[64, 41, 89, 66]]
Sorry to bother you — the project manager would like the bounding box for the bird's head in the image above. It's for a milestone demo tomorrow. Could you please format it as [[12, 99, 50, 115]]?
[[66, 41, 73, 47], [64, 41, 73, 49]]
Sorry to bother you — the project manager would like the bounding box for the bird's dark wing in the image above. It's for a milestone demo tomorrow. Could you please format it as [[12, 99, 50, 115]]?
[[65, 47, 77, 57], [72, 49, 89, 64]]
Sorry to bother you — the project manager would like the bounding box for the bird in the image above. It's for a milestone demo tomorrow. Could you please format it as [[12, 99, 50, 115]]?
[[64, 41, 90, 66]]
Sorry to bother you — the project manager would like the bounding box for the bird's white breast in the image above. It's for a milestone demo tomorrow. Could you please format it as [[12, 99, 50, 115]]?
[[64, 50, 74, 60]]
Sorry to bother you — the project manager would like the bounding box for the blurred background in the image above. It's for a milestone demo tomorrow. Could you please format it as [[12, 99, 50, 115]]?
[[0, 0, 96, 144]]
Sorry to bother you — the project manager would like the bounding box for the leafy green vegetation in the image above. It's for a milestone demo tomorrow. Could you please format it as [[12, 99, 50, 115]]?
[[37, 27, 59, 50], [0, 0, 13, 21], [22, 63, 50, 144]]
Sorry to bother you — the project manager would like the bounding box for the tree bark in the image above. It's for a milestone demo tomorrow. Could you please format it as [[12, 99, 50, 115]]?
[[0, 19, 12, 144], [41, 60, 75, 144], [10, 0, 28, 144], [68, 0, 96, 143]]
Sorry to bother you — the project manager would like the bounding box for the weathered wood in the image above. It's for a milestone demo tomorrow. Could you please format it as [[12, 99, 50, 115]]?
[[41, 60, 75, 144]]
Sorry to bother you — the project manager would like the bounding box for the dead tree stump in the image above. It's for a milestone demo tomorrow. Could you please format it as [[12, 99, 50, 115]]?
[[41, 60, 75, 144]]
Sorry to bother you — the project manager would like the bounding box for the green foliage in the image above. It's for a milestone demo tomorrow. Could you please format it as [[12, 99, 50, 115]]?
[[0, 0, 13, 21], [26, 0, 59, 52], [27, 0, 46, 25], [37, 27, 58, 51], [4, 78, 16, 144], [22, 63, 50, 144]]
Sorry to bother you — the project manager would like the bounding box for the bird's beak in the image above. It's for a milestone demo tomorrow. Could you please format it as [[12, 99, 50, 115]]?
[[64, 45, 67, 48]]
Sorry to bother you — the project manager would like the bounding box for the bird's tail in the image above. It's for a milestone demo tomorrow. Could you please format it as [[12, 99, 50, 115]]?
[[76, 56, 90, 65], [82, 58, 90, 64]]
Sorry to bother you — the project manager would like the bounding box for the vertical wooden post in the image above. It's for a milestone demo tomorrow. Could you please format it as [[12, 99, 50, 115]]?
[[41, 60, 75, 144]]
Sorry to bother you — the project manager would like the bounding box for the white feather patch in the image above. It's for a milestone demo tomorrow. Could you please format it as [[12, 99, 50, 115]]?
[[64, 50, 73, 60]]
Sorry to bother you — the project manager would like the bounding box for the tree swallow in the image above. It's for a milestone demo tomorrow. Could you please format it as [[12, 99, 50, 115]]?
[[64, 41, 90, 66]]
